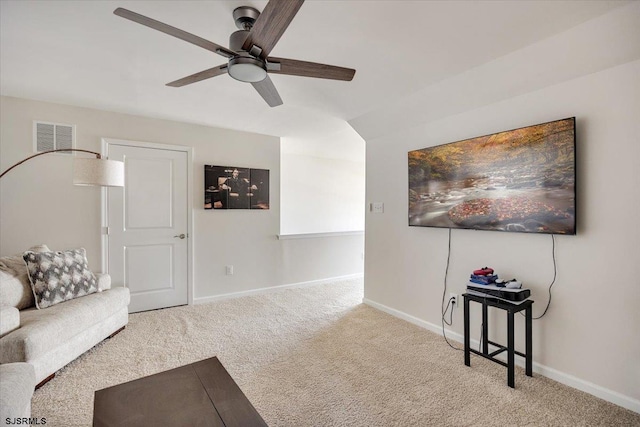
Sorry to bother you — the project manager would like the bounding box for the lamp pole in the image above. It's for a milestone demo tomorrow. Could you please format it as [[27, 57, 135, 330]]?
[[0, 148, 102, 179], [1, 148, 124, 187]]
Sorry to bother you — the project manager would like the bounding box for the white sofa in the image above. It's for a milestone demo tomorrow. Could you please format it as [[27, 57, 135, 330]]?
[[0, 248, 130, 386], [0, 362, 36, 420]]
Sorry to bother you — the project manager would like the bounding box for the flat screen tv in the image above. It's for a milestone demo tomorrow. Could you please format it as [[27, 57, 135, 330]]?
[[408, 117, 576, 234]]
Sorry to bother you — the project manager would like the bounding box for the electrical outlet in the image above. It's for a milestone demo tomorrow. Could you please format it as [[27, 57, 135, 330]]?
[[370, 202, 384, 213], [226, 265, 234, 276], [449, 293, 458, 306]]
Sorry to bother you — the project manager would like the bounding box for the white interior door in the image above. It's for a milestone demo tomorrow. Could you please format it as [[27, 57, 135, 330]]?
[[106, 142, 189, 313]]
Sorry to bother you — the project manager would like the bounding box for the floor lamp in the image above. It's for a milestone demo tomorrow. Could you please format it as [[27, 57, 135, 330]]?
[[0, 149, 124, 187]]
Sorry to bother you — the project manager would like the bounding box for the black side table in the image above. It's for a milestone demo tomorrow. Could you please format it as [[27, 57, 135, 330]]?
[[463, 292, 534, 388]]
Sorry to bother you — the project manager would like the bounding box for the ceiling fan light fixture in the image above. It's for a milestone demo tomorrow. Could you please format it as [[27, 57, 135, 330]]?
[[228, 57, 267, 83], [114, 1, 355, 107]]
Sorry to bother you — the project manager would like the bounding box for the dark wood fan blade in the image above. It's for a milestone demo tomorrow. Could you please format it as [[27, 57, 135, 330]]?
[[251, 75, 283, 107], [114, 8, 237, 59], [166, 65, 228, 87], [267, 57, 355, 81], [241, 0, 304, 59]]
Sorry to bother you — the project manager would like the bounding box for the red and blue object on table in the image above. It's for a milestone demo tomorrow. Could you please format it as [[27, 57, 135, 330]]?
[[470, 267, 498, 285], [470, 274, 498, 285], [473, 267, 494, 276]]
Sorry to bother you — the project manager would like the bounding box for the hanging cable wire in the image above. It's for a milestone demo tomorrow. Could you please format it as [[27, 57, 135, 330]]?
[[441, 228, 462, 351], [521, 234, 557, 320]]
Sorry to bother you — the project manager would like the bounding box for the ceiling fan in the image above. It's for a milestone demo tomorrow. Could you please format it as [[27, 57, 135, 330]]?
[[114, 0, 355, 107]]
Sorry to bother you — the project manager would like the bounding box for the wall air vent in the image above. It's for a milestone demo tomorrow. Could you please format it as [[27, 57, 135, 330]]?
[[33, 121, 76, 153]]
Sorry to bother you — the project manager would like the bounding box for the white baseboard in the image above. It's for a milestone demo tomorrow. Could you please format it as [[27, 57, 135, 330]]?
[[363, 298, 640, 414], [363, 298, 463, 340], [193, 273, 364, 305]]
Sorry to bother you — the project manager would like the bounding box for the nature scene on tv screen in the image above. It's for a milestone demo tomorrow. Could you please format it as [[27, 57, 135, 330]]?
[[408, 118, 575, 234]]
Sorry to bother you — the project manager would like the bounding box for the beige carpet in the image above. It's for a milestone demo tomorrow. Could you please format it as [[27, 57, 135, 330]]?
[[32, 278, 639, 426]]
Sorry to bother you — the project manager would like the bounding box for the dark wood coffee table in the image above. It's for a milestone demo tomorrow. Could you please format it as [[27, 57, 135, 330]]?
[[93, 357, 267, 426]]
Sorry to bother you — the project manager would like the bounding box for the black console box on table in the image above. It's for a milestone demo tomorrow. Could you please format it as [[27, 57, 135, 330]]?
[[467, 283, 531, 302]]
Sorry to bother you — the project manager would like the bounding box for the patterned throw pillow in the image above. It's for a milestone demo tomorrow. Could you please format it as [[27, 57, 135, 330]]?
[[23, 248, 98, 309]]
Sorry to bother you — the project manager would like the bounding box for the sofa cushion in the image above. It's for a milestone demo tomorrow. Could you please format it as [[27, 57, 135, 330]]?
[[23, 248, 98, 309], [0, 287, 130, 363], [96, 273, 111, 291], [0, 306, 20, 337], [0, 266, 29, 309], [0, 245, 50, 309]]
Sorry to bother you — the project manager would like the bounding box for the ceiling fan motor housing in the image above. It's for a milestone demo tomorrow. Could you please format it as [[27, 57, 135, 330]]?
[[229, 30, 250, 52], [228, 5, 267, 85], [233, 6, 260, 30]]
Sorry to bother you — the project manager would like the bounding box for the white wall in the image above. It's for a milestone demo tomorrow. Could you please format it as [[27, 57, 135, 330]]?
[[351, 3, 640, 412], [280, 125, 365, 234], [0, 96, 363, 299]]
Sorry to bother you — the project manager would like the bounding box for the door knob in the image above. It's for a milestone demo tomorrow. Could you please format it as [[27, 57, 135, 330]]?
[[174, 233, 186, 239]]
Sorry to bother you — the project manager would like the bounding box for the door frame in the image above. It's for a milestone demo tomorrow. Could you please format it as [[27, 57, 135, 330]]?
[[100, 137, 194, 306]]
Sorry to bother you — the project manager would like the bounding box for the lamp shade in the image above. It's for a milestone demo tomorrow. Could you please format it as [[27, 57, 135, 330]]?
[[73, 157, 124, 187]]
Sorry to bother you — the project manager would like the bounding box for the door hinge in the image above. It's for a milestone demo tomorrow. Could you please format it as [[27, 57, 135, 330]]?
[[102, 226, 110, 235]]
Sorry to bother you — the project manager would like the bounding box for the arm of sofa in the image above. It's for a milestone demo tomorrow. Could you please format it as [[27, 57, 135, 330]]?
[[0, 306, 20, 338], [96, 273, 111, 292], [0, 363, 36, 420]]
